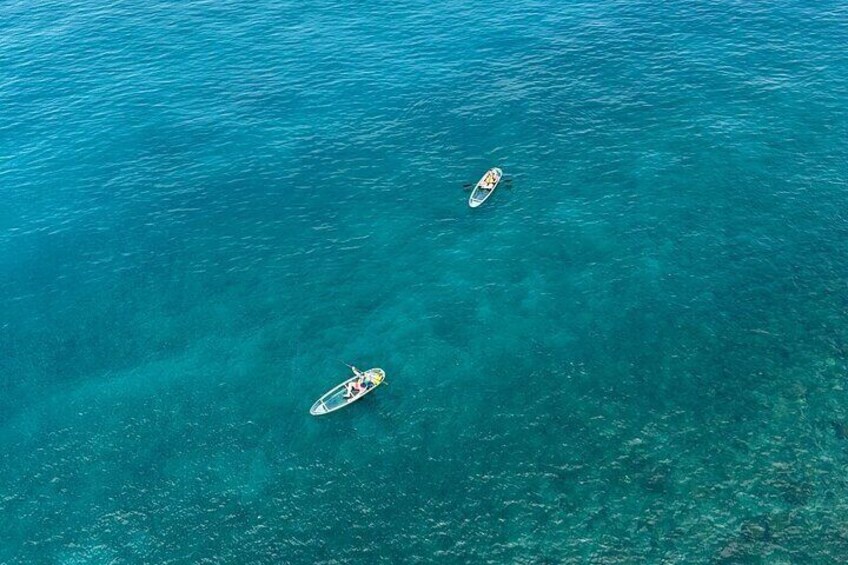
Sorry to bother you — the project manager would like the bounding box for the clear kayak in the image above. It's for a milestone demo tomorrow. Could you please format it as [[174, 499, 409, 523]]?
[[469, 167, 503, 208], [309, 368, 386, 416]]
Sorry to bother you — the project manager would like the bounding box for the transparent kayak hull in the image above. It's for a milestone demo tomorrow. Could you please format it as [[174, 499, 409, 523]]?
[[469, 167, 502, 208], [309, 368, 385, 416]]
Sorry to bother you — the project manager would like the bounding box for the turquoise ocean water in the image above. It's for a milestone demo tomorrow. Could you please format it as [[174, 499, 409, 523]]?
[[3, 0, 848, 562]]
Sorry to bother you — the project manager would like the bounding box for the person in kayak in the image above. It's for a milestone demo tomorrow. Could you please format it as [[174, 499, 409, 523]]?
[[344, 374, 368, 398], [482, 170, 497, 188]]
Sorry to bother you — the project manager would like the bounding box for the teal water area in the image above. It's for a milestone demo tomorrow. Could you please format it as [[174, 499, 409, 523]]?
[[2, 0, 848, 562]]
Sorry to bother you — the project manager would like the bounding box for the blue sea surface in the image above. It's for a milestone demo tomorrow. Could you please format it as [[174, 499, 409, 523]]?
[[2, 0, 848, 562]]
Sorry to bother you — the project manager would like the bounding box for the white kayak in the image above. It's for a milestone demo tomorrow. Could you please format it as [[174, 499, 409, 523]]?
[[469, 167, 503, 208], [309, 368, 386, 416]]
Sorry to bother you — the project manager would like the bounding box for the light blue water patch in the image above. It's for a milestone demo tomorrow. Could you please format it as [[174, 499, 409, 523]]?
[[2, 0, 848, 562]]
